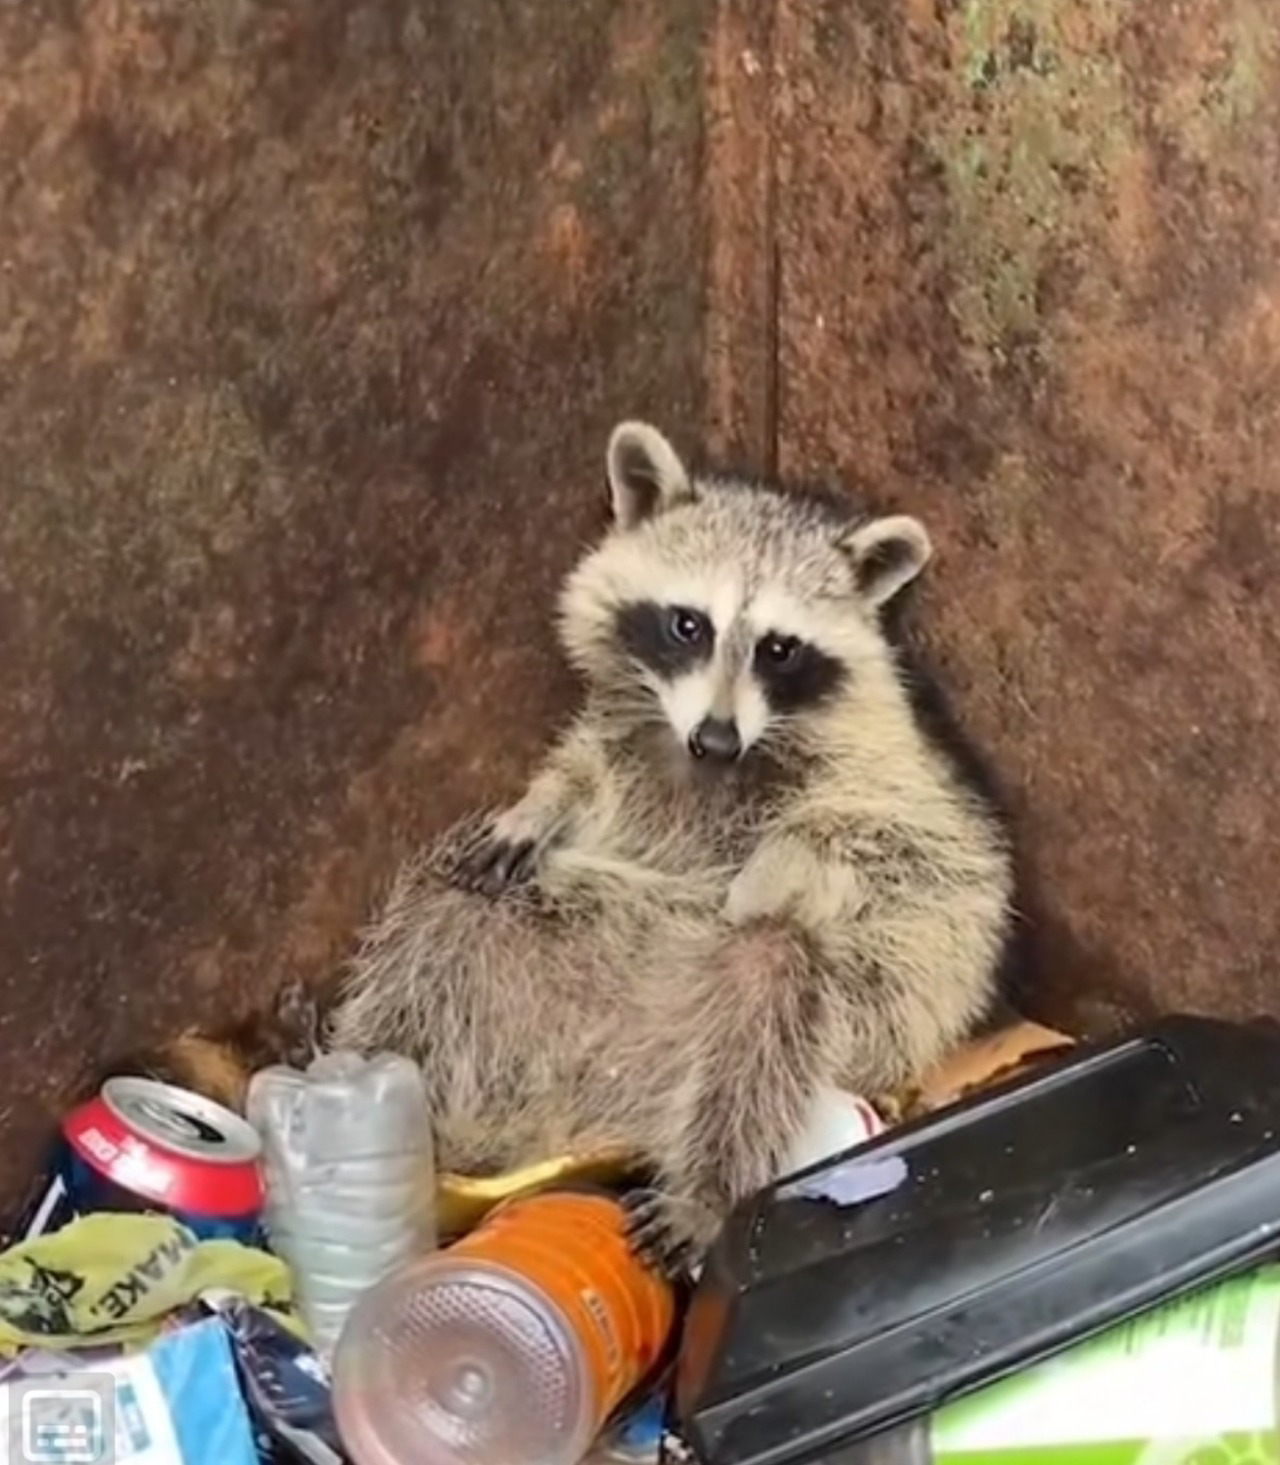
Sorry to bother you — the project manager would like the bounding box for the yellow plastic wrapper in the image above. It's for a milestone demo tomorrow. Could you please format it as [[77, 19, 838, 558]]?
[[435, 1024, 1078, 1237], [437, 1148, 633, 1239], [0, 1211, 298, 1356]]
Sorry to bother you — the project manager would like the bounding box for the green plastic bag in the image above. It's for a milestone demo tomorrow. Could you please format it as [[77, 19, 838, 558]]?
[[0, 1212, 298, 1355]]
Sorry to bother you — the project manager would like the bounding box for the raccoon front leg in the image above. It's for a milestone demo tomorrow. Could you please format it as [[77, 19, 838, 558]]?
[[451, 801, 553, 897], [452, 719, 610, 897], [727, 827, 1010, 1087]]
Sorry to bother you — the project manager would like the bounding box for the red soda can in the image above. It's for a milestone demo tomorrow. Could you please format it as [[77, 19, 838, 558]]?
[[16, 1076, 265, 1246]]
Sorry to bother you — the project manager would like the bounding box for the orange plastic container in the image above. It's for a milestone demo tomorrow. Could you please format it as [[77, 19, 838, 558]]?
[[332, 1189, 677, 1465]]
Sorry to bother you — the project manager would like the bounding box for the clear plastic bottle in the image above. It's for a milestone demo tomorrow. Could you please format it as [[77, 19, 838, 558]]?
[[246, 1051, 435, 1357]]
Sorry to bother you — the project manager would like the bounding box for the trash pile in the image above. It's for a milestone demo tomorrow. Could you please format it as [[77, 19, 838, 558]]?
[[4, 1014, 1280, 1465]]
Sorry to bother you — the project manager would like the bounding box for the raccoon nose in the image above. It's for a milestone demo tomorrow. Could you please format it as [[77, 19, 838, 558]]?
[[689, 716, 742, 762]]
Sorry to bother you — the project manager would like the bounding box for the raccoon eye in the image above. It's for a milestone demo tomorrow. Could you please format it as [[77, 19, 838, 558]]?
[[668, 608, 708, 645], [761, 634, 800, 667]]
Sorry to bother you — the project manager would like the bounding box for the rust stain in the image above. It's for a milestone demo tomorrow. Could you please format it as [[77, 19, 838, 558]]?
[[609, 6, 664, 76], [543, 202, 591, 294], [544, 140, 586, 185], [702, 0, 779, 468], [170, 605, 245, 688], [413, 609, 466, 674]]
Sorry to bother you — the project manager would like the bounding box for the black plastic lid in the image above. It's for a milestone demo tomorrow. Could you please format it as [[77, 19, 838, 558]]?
[[674, 1015, 1280, 1465]]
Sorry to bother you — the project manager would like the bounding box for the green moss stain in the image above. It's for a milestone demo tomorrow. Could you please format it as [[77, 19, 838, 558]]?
[[1163, 4, 1279, 162], [929, 0, 1280, 365], [572, 0, 702, 223], [2, 382, 274, 623], [932, 0, 1132, 362], [646, 0, 703, 148], [977, 449, 1042, 545], [1219, 7, 1277, 125]]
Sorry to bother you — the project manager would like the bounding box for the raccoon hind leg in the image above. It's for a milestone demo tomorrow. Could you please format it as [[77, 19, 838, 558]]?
[[623, 920, 829, 1273], [328, 851, 594, 1175], [80, 978, 326, 1117]]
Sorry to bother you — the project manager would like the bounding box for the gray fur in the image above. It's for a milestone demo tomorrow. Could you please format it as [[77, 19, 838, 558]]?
[[328, 423, 1015, 1254]]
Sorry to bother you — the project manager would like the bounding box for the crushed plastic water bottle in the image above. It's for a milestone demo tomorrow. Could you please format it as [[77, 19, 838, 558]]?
[[246, 1051, 435, 1357]]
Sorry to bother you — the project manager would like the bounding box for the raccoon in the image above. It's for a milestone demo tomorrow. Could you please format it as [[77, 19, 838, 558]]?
[[326, 420, 1019, 1268]]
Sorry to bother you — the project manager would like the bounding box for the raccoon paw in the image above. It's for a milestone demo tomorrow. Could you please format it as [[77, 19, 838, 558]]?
[[273, 979, 323, 1067], [451, 833, 541, 897], [723, 835, 824, 926], [621, 1188, 721, 1280], [452, 803, 562, 897]]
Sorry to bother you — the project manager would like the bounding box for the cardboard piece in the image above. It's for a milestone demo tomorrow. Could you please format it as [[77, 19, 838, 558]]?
[[902, 1021, 1077, 1120]]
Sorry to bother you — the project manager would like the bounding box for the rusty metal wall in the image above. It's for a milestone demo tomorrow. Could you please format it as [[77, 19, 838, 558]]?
[[0, 0, 707, 1199], [707, 0, 1280, 1032], [4, 0, 1280, 1201]]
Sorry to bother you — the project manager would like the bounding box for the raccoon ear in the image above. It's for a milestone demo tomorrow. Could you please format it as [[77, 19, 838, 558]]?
[[837, 514, 933, 609], [606, 421, 695, 529]]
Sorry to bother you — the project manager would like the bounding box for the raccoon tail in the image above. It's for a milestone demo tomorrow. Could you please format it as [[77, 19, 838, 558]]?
[[76, 979, 325, 1116]]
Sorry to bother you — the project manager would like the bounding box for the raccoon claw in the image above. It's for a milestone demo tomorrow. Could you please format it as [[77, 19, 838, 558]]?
[[621, 1189, 713, 1280], [452, 836, 538, 897], [273, 979, 322, 1066]]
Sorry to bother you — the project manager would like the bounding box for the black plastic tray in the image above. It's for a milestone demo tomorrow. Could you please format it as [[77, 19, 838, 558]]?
[[674, 1015, 1280, 1465]]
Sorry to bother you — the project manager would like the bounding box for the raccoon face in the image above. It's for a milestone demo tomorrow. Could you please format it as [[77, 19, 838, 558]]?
[[558, 422, 933, 763]]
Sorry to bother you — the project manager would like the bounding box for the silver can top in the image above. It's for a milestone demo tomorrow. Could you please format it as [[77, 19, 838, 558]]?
[[100, 1076, 263, 1165]]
